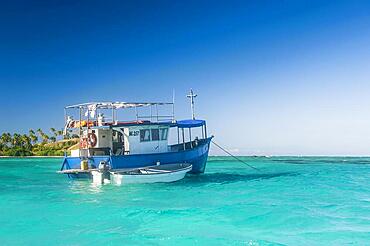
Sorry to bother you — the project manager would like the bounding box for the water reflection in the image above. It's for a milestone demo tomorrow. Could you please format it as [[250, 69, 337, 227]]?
[[68, 179, 105, 194], [184, 171, 298, 185]]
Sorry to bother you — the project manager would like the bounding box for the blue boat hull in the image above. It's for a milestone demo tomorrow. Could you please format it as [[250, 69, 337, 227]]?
[[61, 137, 212, 178]]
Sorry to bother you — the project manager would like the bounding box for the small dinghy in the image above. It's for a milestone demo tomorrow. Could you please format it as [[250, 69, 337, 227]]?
[[110, 163, 192, 185]]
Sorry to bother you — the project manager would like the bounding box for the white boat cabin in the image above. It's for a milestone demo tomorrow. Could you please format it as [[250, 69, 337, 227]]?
[[125, 125, 169, 154], [71, 124, 170, 157]]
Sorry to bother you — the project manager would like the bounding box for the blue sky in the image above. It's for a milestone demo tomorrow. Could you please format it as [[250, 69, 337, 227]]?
[[1, 0, 370, 155]]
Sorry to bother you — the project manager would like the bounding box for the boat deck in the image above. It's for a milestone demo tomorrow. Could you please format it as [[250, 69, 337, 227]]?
[[57, 165, 160, 174], [57, 169, 97, 174]]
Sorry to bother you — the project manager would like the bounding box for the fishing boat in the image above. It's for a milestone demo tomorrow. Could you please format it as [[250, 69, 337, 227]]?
[[59, 89, 213, 179]]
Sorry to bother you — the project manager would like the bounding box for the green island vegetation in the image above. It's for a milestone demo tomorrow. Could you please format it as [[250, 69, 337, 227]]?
[[0, 128, 79, 157]]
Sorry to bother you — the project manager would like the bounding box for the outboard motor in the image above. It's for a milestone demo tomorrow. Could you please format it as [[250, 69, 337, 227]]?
[[91, 161, 110, 184], [98, 161, 108, 171]]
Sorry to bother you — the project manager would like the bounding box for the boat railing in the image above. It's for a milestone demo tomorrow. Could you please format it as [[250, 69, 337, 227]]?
[[170, 138, 209, 152], [136, 115, 175, 122], [64, 101, 175, 131]]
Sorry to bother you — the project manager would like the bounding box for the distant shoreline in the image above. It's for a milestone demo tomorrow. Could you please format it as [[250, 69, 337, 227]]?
[[0, 156, 63, 158], [2, 155, 370, 158]]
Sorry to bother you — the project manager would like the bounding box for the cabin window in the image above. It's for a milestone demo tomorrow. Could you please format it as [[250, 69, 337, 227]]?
[[140, 129, 150, 142], [160, 128, 168, 140], [112, 131, 123, 143], [151, 129, 159, 141]]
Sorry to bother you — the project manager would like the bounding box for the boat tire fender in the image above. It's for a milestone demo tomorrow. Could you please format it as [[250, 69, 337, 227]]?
[[80, 138, 88, 148], [88, 133, 97, 147]]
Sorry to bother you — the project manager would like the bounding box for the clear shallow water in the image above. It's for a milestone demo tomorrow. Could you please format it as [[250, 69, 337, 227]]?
[[0, 157, 369, 245]]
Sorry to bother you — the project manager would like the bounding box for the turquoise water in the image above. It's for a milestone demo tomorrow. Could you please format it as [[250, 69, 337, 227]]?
[[0, 157, 369, 245]]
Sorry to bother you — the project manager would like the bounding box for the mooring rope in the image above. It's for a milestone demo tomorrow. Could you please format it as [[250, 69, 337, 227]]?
[[211, 140, 261, 171]]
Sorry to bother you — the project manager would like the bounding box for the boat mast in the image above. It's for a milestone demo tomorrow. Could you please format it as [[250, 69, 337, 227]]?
[[187, 89, 197, 120], [172, 89, 175, 122]]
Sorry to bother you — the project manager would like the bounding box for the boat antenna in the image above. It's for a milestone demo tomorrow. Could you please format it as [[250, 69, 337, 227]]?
[[187, 88, 197, 120], [211, 140, 261, 171], [172, 89, 175, 122]]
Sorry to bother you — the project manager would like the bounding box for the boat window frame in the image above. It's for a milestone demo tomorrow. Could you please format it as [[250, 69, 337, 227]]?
[[160, 128, 168, 140], [151, 128, 159, 141], [112, 129, 124, 143], [139, 129, 151, 142]]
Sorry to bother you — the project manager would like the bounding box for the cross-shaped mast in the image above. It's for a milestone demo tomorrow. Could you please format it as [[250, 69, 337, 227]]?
[[187, 88, 197, 120]]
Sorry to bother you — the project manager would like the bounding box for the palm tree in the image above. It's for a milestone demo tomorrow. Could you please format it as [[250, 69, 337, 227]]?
[[50, 128, 57, 137], [50, 128, 58, 143], [21, 134, 32, 150], [0, 133, 12, 155], [28, 129, 38, 144], [12, 133, 22, 147], [42, 133, 49, 143], [0, 132, 12, 146], [37, 129, 49, 144], [0, 133, 6, 151]]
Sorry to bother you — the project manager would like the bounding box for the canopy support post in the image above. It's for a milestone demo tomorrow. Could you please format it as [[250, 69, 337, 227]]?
[[156, 104, 159, 122], [135, 106, 138, 122], [204, 123, 207, 139], [177, 127, 180, 144], [182, 128, 185, 150], [189, 128, 192, 148]]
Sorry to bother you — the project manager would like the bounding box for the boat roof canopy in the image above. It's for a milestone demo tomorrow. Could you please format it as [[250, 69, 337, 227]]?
[[113, 120, 174, 127], [175, 119, 206, 128], [65, 101, 173, 109]]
